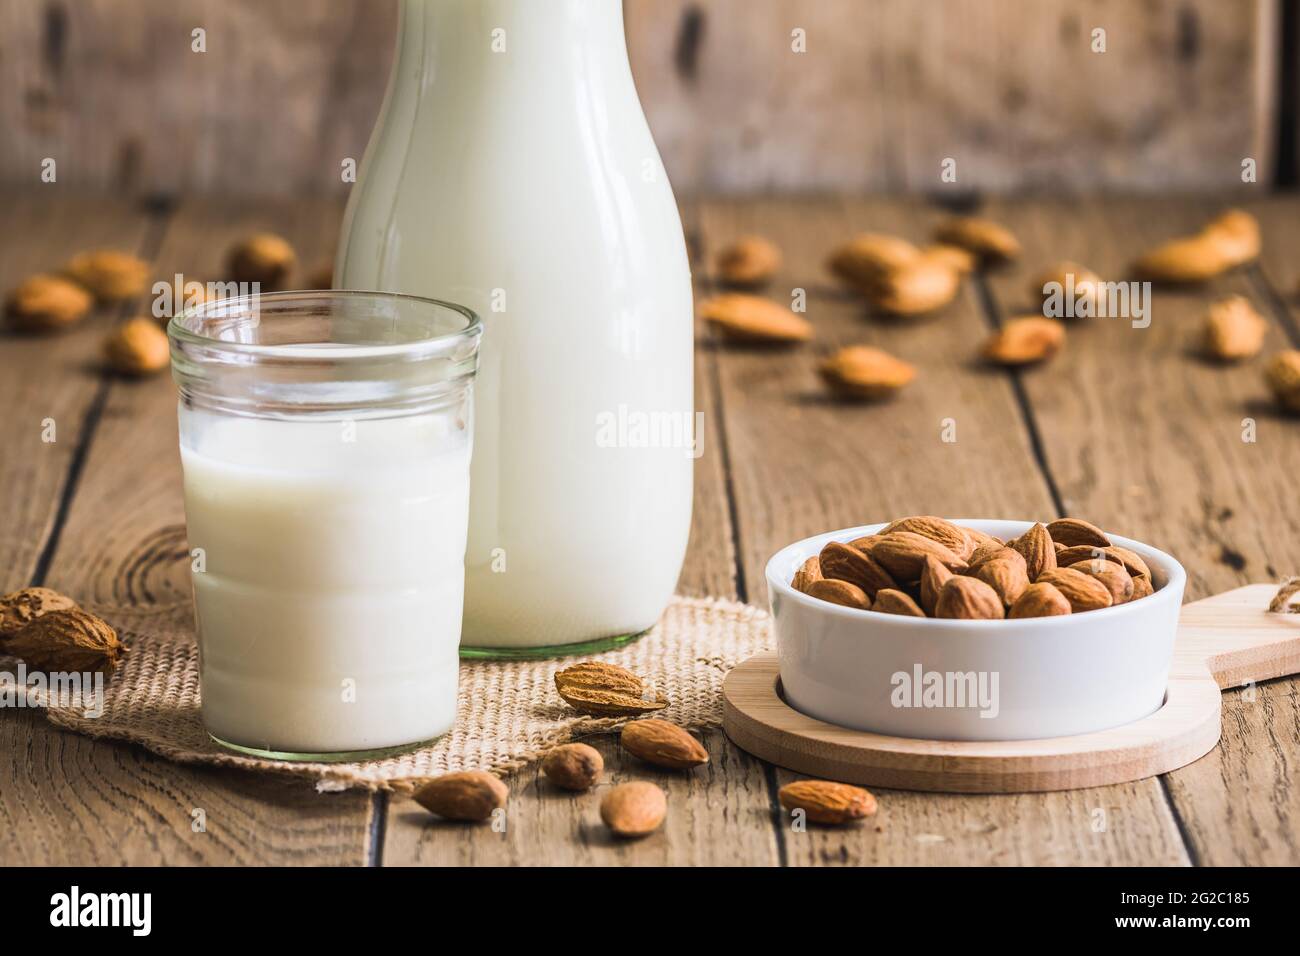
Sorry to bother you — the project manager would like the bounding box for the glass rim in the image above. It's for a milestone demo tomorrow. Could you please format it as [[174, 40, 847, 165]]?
[[167, 289, 482, 364]]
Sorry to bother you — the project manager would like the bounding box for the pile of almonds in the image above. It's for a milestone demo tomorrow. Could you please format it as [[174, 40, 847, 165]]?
[[791, 516, 1155, 619], [0, 587, 125, 674], [411, 659, 878, 837], [3, 233, 330, 379]]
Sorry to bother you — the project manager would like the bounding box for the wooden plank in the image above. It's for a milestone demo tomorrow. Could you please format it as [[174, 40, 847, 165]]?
[[981, 195, 1300, 866], [384, 201, 779, 866], [0, 0, 1277, 196], [10, 197, 375, 866], [697, 196, 1189, 865]]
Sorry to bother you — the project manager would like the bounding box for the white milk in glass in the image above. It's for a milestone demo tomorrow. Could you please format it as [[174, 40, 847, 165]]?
[[337, 0, 694, 650], [181, 411, 469, 754]]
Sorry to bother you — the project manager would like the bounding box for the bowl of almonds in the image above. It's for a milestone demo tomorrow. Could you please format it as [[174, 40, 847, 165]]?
[[765, 517, 1186, 741]]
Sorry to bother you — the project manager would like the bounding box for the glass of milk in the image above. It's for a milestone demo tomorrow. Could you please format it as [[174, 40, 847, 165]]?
[[169, 291, 480, 761]]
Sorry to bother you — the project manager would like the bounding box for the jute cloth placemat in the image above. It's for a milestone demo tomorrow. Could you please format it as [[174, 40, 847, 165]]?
[[16, 596, 771, 792]]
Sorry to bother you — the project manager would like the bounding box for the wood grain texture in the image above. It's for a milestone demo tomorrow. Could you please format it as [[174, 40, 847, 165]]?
[[3, 197, 376, 866], [981, 195, 1300, 866], [0, 0, 1279, 195], [696, 197, 1187, 864]]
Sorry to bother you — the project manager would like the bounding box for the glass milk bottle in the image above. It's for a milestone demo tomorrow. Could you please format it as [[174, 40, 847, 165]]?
[[337, 0, 694, 655]]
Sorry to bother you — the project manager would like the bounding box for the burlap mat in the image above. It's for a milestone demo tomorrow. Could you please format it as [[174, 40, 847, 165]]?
[[15, 596, 771, 792]]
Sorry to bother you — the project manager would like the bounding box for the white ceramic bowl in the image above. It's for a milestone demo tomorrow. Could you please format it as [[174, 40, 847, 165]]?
[[766, 520, 1187, 741]]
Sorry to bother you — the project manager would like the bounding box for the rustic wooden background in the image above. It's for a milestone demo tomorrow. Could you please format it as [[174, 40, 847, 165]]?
[[0, 0, 1287, 196]]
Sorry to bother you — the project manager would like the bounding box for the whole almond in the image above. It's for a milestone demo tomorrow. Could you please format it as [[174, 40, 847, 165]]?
[[1203, 296, 1267, 362], [414, 771, 507, 822], [699, 293, 812, 345], [1047, 518, 1110, 548], [1133, 209, 1258, 282], [1032, 261, 1104, 318], [983, 316, 1065, 366], [790, 555, 823, 593], [0, 587, 78, 639], [935, 576, 1004, 620], [967, 539, 1011, 569], [601, 782, 666, 838], [554, 661, 667, 716], [868, 256, 961, 315], [1131, 574, 1155, 600], [1008, 582, 1073, 618], [227, 233, 296, 290], [1055, 544, 1149, 579], [103, 318, 170, 376], [1069, 559, 1134, 605], [871, 589, 926, 617], [881, 516, 972, 560], [934, 216, 1021, 262], [827, 233, 920, 290], [64, 250, 150, 303], [818, 541, 895, 596], [541, 743, 604, 791], [819, 345, 915, 400], [975, 554, 1030, 609], [806, 578, 870, 609], [1009, 522, 1056, 581], [1264, 350, 1300, 413], [620, 719, 709, 770], [870, 531, 967, 583], [1036, 568, 1113, 612], [922, 243, 976, 275], [919, 555, 954, 615], [778, 779, 877, 825], [2, 607, 124, 674], [716, 235, 781, 287], [5, 275, 94, 332]]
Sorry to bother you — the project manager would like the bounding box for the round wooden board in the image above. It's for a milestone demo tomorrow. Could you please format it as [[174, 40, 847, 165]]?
[[722, 654, 1224, 793]]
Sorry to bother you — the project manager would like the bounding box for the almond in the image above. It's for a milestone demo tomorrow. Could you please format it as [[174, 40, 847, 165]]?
[[64, 250, 150, 303], [1047, 518, 1110, 548], [819, 345, 915, 400], [2, 607, 124, 674], [1105, 545, 1151, 580], [1031, 261, 1104, 318], [868, 256, 961, 315], [1068, 559, 1133, 605], [227, 233, 296, 290], [620, 718, 709, 770], [983, 316, 1065, 366], [934, 216, 1021, 262], [870, 531, 968, 583], [1008, 582, 1073, 618], [1055, 545, 1149, 579], [0, 587, 78, 639], [1133, 209, 1259, 283], [922, 243, 976, 275], [880, 516, 972, 560], [1264, 350, 1300, 413], [919, 556, 954, 616], [975, 553, 1030, 609], [1131, 574, 1155, 600], [601, 781, 666, 838], [806, 578, 870, 610], [827, 233, 920, 290], [1009, 522, 1056, 581], [103, 317, 170, 376], [871, 589, 926, 617], [958, 527, 1003, 549], [967, 539, 1010, 569], [1036, 568, 1113, 612], [5, 275, 94, 332], [716, 235, 781, 287], [935, 576, 1004, 619], [778, 779, 876, 825], [818, 541, 895, 596], [541, 742, 603, 791], [414, 771, 507, 822], [699, 293, 812, 345], [553, 661, 667, 716], [790, 555, 822, 593], [1202, 209, 1260, 268], [1203, 296, 1267, 361]]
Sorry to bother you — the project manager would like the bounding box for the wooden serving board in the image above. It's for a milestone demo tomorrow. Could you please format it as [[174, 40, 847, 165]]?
[[722, 584, 1300, 793]]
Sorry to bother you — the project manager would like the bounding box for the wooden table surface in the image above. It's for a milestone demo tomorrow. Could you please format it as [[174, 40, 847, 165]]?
[[2, 193, 1299, 866]]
